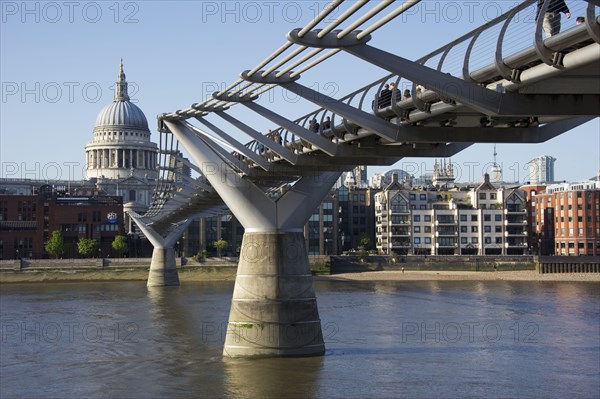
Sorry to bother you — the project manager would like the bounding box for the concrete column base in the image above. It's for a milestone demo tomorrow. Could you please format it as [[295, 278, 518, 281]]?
[[223, 231, 325, 358], [147, 247, 180, 287]]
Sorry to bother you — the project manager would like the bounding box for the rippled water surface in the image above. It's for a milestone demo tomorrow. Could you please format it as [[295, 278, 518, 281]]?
[[1, 280, 599, 398]]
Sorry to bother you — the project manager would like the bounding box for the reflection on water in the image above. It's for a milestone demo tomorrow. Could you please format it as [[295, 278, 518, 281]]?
[[1, 280, 598, 398], [223, 357, 323, 399]]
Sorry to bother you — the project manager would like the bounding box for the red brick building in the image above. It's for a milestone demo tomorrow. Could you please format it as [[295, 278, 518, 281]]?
[[0, 185, 124, 259], [529, 181, 600, 256]]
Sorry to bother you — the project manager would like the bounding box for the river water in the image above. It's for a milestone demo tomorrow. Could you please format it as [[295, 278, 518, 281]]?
[[1, 279, 598, 399]]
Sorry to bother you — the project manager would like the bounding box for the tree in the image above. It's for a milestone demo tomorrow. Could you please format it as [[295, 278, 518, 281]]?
[[45, 230, 66, 259], [77, 238, 100, 258], [358, 233, 371, 250], [194, 249, 208, 262], [111, 235, 128, 258], [211, 239, 229, 258]]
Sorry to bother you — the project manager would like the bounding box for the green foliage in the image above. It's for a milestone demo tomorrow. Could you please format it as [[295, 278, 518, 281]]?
[[358, 233, 371, 250], [194, 249, 208, 262], [211, 239, 228, 257], [390, 251, 398, 263], [310, 262, 330, 276], [111, 235, 128, 257], [77, 238, 100, 258], [45, 230, 66, 259]]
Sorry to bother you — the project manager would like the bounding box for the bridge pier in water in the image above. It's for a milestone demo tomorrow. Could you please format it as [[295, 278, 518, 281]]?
[[128, 212, 191, 287], [165, 119, 341, 357], [226, 230, 324, 357], [147, 247, 179, 287]]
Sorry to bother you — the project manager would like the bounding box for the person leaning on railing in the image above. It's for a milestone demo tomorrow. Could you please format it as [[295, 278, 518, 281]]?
[[536, 0, 571, 37]]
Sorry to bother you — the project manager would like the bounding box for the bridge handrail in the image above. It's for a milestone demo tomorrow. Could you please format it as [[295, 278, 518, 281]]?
[[241, 1, 599, 161]]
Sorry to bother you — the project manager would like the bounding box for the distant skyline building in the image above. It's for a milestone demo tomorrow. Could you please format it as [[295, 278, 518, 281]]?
[[343, 165, 368, 188], [528, 155, 556, 185], [432, 159, 455, 188]]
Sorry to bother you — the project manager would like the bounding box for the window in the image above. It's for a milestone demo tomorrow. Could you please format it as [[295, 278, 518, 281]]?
[[484, 226, 491, 233], [484, 214, 491, 222], [490, 193, 497, 200], [471, 237, 478, 244], [414, 226, 421, 233], [409, 193, 416, 200], [391, 195, 409, 213], [424, 237, 431, 244], [414, 215, 420, 222], [461, 237, 468, 244], [414, 237, 421, 244], [471, 226, 478, 233], [496, 237, 502, 244], [424, 215, 431, 222], [460, 226, 467, 233], [424, 226, 431, 233], [471, 215, 478, 222], [479, 193, 486, 200], [484, 237, 492, 244], [495, 226, 502, 233], [420, 194, 427, 200], [460, 214, 467, 222], [495, 214, 502, 221]]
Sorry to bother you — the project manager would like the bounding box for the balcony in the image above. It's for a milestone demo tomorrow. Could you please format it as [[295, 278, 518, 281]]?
[[505, 242, 528, 248], [391, 231, 411, 237], [505, 207, 526, 215], [436, 231, 458, 237], [436, 243, 458, 248], [505, 219, 527, 226], [505, 230, 527, 237]]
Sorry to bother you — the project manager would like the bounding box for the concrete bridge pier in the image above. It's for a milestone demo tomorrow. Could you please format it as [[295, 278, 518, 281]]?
[[226, 230, 324, 357], [165, 119, 342, 357], [128, 212, 191, 287], [147, 246, 179, 287]]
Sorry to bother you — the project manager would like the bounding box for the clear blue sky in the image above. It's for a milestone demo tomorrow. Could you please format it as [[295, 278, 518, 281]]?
[[1, 1, 598, 183]]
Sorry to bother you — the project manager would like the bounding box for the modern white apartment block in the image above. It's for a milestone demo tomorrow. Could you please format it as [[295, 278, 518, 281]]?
[[375, 173, 528, 256]]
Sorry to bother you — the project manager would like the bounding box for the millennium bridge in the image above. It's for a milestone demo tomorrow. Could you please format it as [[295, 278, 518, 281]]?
[[128, 0, 600, 357]]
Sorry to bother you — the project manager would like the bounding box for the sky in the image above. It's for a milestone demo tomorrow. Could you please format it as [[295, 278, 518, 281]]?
[[1, 0, 598, 184]]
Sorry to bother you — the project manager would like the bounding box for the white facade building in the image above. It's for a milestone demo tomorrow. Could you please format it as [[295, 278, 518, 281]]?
[[375, 173, 528, 256]]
